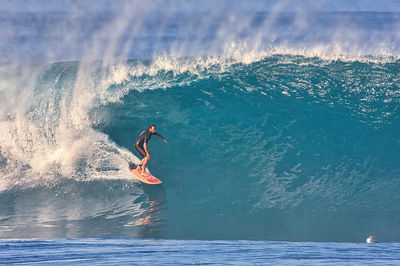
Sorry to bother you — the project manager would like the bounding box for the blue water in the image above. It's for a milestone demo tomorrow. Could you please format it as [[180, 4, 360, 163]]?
[[0, 1, 400, 264], [2, 239, 400, 265]]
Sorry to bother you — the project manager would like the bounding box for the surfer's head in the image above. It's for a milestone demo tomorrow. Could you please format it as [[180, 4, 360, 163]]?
[[148, 124, 156, 133]]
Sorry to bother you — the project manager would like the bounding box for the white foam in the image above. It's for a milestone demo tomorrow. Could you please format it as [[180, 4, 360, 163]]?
[[0, 61, 150, 192]]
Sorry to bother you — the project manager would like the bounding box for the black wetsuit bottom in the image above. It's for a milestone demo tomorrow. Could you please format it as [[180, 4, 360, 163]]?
[[135, 142, 146, 157]]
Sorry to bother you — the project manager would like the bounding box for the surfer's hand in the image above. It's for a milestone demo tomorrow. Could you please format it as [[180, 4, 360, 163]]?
[[163, 138, 167, 143]]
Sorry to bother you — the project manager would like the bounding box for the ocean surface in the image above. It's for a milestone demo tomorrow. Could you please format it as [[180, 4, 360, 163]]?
[[2, 239, 400, 265], [0, 1, 400, 264]]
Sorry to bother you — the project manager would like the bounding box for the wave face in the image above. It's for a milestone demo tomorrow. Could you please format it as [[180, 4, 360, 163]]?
[[1, 55, 399, 241], [0, 3, 400, 241]]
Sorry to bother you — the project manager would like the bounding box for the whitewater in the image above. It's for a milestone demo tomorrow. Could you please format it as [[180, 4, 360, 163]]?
[[0, 3, 400, 264]]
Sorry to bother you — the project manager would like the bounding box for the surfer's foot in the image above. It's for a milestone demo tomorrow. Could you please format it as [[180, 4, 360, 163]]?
[[142, 170, 150, 176], [137, 168, 149, 176], [140, 169, 150, 176]]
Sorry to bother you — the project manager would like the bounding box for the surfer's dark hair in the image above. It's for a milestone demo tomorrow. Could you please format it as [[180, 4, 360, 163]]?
[[148, 124, 156, 129]]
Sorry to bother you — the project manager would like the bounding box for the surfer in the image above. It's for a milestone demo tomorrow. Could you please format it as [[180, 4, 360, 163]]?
[[135, 124, 167, 176]]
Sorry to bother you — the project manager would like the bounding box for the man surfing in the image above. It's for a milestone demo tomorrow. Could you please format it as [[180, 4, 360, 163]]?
[[135, 124, 167, 176]]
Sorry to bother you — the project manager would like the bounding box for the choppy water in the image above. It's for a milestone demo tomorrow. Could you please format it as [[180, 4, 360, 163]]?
[[2, 239, 400, 265]]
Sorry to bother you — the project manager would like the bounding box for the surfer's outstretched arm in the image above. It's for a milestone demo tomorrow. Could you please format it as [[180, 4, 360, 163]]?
[[154, 132, 167, 143]]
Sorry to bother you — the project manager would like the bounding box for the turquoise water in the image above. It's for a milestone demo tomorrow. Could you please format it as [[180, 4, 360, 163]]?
[[1, 56, 398, 242], [0, 2, 400, 264]]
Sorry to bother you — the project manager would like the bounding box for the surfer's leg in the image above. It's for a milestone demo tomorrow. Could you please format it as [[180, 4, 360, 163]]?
[[138, 157, 146, 172], [135, 143, 147, 171], [141, 154, 150, 175], [135, 143, 151, 175]]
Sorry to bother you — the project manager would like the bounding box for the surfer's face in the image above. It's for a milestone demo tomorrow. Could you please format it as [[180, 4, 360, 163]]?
[[149, 126, 156, 133]]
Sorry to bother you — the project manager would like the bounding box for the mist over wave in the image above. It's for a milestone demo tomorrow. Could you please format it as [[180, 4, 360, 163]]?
[[0, 1, 399, 241], [1, 1, 400, 62]]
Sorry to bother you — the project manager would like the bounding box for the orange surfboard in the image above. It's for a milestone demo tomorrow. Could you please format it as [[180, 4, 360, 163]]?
[[129, 163, 162, 184]]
